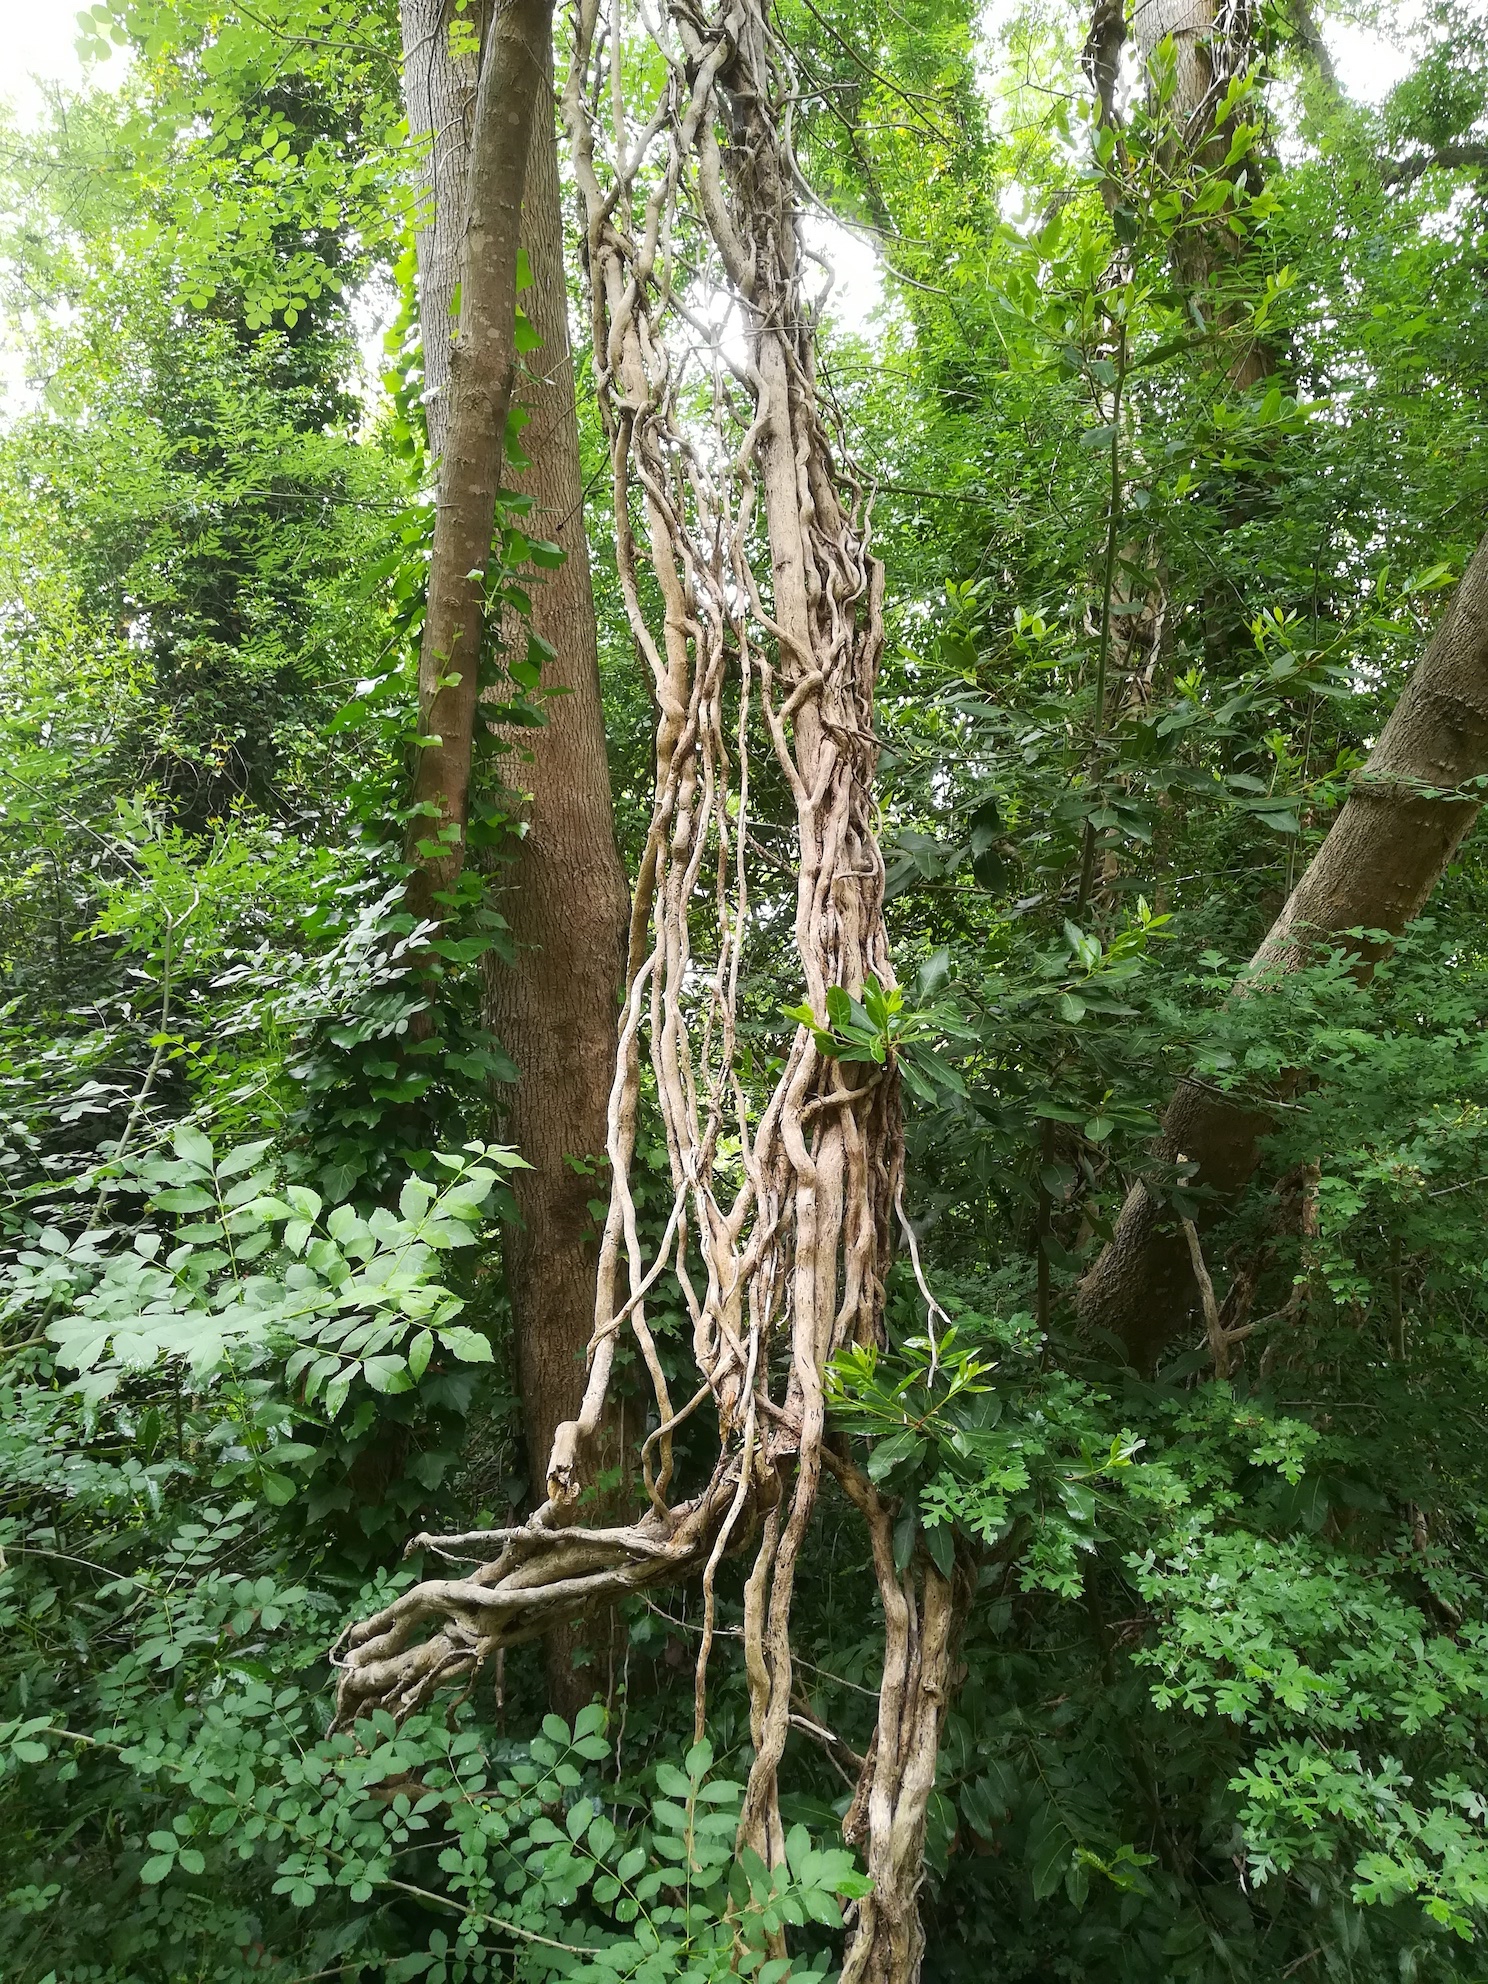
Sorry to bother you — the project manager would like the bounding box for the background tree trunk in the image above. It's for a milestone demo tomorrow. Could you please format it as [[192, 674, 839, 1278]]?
[[1130, 0, 1272, 390], [1079, 532, 1488, 1368], [479, 23, 632, 1716]]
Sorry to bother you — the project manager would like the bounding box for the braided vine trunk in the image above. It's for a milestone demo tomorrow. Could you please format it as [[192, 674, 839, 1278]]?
[[336, 0, 962, 1975]]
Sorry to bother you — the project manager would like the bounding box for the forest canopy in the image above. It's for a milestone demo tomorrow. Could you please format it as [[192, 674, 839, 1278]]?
[[3, 3, 1488, 1982]]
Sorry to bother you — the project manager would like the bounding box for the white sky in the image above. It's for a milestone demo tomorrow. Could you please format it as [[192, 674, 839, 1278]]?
[[0, 0, 1423, 126], [0, 5, 130, 125], [0, 0, 1438, 369]]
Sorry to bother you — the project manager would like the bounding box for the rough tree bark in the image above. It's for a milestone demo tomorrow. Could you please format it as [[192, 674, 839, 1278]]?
[[480, 24, 632, 1713], [402, 0, 552, 920], [1078, 532, 1488, 1369], [401, 0, 632, 1713]]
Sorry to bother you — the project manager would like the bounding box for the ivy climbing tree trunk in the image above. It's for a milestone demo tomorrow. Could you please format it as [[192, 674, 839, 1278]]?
[[1077, 0, 1270, 905], [479, 18, 632, 1714], [401, 0, 552, 922], [1130, 0, 1272, 390], [1078, 531, 1488, 1369], [402, 0, 632, 1713]]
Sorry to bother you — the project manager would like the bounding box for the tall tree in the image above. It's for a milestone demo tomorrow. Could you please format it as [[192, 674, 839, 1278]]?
[[400, 0, 631, 1708], [337, 2, 955, 1975], [480, 23, 632, 1704], [400, 0, 487, 466]]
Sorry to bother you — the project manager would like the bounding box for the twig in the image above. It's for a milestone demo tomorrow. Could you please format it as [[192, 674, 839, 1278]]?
[[1180, 1218, 1254, 1378]]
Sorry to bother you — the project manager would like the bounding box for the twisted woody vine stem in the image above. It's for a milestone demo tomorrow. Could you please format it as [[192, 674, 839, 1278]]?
[[333, 1, 962, 1975]]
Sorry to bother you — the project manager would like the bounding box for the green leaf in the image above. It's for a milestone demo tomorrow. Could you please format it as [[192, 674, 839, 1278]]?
[[685, 1738, 714, 1781], [971, 844, 1007, 891], [867, 1428, 926, 1482], [399, 1178, 435, 1223], [154, 1188, 215, 1213], [1057, 1479, 1096, 1525], [173, 1125, 215, 1169], [437, 1326, 492, 1364], [1030, 1827, 1070, 1901], [923, 1520, 955, 1579], [216, 1139, 274, 1179]]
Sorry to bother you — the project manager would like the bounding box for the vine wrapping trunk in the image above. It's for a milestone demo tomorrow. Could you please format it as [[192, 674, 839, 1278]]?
[[336, 0, 961, 1974]]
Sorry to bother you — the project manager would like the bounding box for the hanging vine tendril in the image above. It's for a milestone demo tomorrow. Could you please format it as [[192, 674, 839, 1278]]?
[[332, 1, 962, 1973]]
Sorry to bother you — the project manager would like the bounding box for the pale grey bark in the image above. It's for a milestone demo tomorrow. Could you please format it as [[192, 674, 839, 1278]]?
[[400, 0, 486, 465]]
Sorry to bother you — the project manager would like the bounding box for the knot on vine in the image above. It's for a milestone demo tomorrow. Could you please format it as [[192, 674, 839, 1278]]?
[[545, 1419, 583, 1505]]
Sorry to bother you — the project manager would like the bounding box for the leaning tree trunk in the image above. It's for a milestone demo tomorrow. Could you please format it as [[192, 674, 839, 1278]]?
[[1079, 530, 1488, 1369], [336, 0, 962, 1976], [401, 0, 552, 922]]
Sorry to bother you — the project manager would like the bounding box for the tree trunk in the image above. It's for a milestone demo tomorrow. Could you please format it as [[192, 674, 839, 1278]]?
[[1131, 0, 1217, 128], [834, 1456, 964, 1984], [402, 0, 552, 921], [400, 0, 487, 467], [340, 5, 950, 1974], [402, 0, 631, 1711], [479, 26, 632, 1715], [1079, 532, 1488, 1369], [1130, 0, 1272, 390]]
